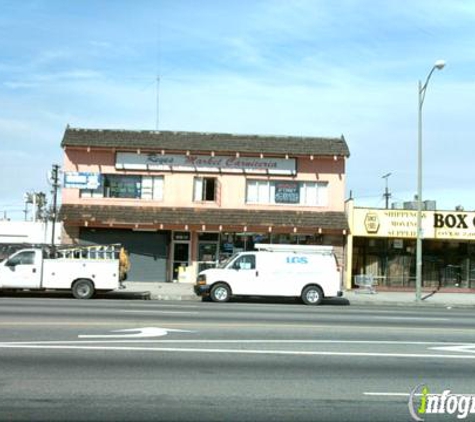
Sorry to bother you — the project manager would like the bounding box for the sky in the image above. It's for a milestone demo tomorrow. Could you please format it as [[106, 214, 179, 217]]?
[[1, 0, 474, 220]]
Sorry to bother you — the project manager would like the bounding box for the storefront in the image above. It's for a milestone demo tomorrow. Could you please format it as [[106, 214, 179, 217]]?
[[346, 200, 475, 291], [60, 127, 350, 282]]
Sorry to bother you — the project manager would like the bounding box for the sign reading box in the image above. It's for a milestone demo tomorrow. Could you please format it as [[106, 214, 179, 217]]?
[[353, 208, 475, 240], [63, 172, 102, 190]]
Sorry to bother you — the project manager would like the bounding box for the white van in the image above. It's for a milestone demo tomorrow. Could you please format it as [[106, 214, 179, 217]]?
[[194, 244, 342, 305]]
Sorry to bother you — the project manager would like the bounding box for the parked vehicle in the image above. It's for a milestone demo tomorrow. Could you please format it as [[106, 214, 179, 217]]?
[[0, 244, 128, 299], [194, 243, 342, 305]]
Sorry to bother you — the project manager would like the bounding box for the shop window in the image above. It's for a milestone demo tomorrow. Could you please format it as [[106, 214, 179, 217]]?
[[246, 180, 272, 204], [194, 177, 217, 202], [299, 182, 328, 206], [246, 179, 328, 206], [302, 182, 328, 205], [80, 185, 104, 198], [80, 175, 163, 200], [104, 175, 141, 198], [141, 176, 164, 201]]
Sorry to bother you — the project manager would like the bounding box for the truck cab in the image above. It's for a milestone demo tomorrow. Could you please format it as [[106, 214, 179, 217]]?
[[0, 249, 43, 289]]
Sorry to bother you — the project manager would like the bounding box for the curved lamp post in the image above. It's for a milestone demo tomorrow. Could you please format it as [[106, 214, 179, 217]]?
[[415, 60, 446, 302]]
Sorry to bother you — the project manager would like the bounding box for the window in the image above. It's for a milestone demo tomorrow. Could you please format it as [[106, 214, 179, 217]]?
[[300, 182, 328, 206], [141, 176, 164, 200], [232, 254, 256, 270], [194, 177, 217, 202], [246, 180, 272, 204], [80, 175, 164, 201], [246, 180, 328, 206], [80, 185, 103, 199], [7, 251, 35, 266], [104, 175, 141, 198]]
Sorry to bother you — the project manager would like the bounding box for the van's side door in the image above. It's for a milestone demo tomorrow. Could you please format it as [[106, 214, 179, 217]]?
[[0, 250, 42, 289], [227, 253, 261, 295]]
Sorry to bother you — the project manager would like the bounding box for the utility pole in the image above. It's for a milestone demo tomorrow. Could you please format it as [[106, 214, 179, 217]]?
[[382, 173, 392, 209], [50, 164, 60, 250]]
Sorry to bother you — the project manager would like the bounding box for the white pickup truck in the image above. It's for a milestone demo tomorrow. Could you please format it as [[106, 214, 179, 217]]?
[[0, 244, 128, 299]]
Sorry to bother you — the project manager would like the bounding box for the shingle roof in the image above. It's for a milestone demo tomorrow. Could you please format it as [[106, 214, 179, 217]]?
[[61, 127, 350, 157], [60, 204, 348, 231]]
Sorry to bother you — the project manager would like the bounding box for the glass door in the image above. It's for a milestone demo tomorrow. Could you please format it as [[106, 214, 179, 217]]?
[[171, 232, 190, 282]]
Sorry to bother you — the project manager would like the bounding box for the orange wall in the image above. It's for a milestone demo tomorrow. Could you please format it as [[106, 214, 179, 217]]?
[[62, 149, 346, 211]]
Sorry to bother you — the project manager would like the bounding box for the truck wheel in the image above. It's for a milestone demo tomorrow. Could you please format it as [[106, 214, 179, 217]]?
[[210, 283, 231, 302], [301, 285, 323, 306], [72, 279, 95, 299]]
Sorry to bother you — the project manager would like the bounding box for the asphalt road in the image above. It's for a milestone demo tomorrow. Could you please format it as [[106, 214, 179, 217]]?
[[0, 296, 474, 422]]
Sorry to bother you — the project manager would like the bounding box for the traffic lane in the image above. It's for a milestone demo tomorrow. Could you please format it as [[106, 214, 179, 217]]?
[[0, 289, 150, 300], [1, 349, 473, 422], [0, 299, 473, 333], [2, 296, 471, 317], [1, 296, 471, 320], [2, 336, 475, 361]]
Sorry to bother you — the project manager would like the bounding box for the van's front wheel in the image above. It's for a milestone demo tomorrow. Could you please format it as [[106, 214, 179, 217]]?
[[301, 285, 323, 305], [210, 283, 231, 303]]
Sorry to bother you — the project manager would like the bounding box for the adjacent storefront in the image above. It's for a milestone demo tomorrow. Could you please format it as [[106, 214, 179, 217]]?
[[346, 201, 475, 291]]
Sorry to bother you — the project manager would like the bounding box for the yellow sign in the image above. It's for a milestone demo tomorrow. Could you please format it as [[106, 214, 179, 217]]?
[[352, 208, 475, 240]]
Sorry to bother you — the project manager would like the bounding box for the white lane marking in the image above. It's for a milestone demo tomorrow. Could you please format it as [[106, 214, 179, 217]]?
[[364, 391, 473, 397], [78, 327, 193, 339], [123, 304, 200, 308], [368, 317, 450, 321], [430, 345, 475, 354], [0, 344, 475, 359], [364, 392, 410, 397], [1, 339, 472, 345], [121, 310, 199, 315]]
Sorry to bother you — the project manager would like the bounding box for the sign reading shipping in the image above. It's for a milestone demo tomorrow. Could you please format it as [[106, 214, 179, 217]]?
[[353, 208, 475, 240], [115, 152, 296, 175]]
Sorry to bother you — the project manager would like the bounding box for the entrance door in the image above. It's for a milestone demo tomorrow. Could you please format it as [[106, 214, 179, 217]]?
[[172, 241, 190, 281]]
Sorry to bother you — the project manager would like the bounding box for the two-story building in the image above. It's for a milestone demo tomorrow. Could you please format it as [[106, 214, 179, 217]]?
[[59, 127, 350, 282]]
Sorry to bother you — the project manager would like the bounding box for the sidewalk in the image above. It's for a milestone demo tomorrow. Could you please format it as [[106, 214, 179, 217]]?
[[122, 282, 474, 308]]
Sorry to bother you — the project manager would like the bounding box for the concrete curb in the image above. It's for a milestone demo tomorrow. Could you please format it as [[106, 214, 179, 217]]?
[[127, 292, 473, 308], [121, 283, 474, 308], [346, 299, 472, 308]]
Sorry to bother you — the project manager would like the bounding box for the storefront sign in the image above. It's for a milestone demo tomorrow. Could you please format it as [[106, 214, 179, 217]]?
[[173, 232, 190, 241], [116, 152, 296, 175], [63, 172, 102, 190], [352, 208, 475, 240], [274, 182, 300, 204]]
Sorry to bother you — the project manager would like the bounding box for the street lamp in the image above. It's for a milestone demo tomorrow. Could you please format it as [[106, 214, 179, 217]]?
[[415, 59, 446, 302]]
